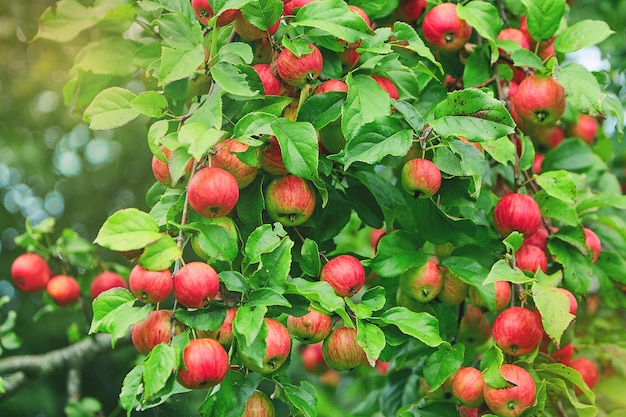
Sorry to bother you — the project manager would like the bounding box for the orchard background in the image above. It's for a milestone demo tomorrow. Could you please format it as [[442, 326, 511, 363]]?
[[1, 0, 626, 416]]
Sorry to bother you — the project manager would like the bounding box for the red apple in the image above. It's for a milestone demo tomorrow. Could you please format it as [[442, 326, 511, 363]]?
[[469, 280, 512, 312], [239, 317, 291, 374], [483, 364, 536, 417], [252, 63, 285, 96], [524, 224, 555, 252], [583, 227, 601, 263], [243, 390, 275, 417], [394, 0, 428, 23], [570, 357, 599, 394], [277, 44, 323, 86], [533, 125, 565, 149], [551, 343, 574, 366], [187, 166, 239, 218], [459, 406, 479, 417], [493, 192, 542, 237], [338, 48, 360, 68], [283, 0, 314, 17], [492, 306, 544, 356], [128, 264, 173, 304], [452, 367, 485, 408], [557, 287, 578, 316], [199, 307, 237, 346], [458, 304, 492, 347], [511, 74, 566, 128], [497, 28, 530, 54], [151, 146, 194, 189], [371, 75, 400, 100], [422, 3, 472, 53], [567, 114, 598, 145], [265, 175, 316, 226], [191, 0, 239, 26], [344, 5, 371, 49], [260, 135, 289, 175], [173, 262, 220, 309], [46, 275, 81, 306], [322, 327, 369, 371], [131, 309, 181, 355], [11, 253, 50, 293], [178, 338, 229, 389], [515, 243, 548, 273], [315, 79, 348, 94], [375, 360, 390, 376], [90, 271, 127, 299], [437, 266, 469, 305], [401, 158, 442, 198], [287, 307, 333, 344], [532, 153, 544, 175], [212, 138, 259, 189], [301, 342, 329, 375], [320, 255, 365, 298], [399, 259, 442, 303], [234, 14, 281, 41]]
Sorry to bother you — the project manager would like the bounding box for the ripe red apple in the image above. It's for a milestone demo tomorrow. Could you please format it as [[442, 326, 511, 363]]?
[[173, 262, 220, 309], [422, 3, 472, 53], [394, 0, 428, 23], [344, 5, 371, 49], [533, 125, 565, 149], [178, 338, 229, 389], [187, 166, 239, 218], [483, 364, 536, 417], [401, 158, 442, 198], [497, 28, 530, 53], [532, 153, 544, 175], [375, 360, 390, 376], [583, 227, 601, 263], [469, 280, 512, 312], [212, 138, 259, 189], [437, 266, 469, 305], [277, 44, 323, 86], [567, 114, 598, 145], [265, 175, 316, 226], [11, 252, 50, 292], [457, 304, 492, 347], [557, 287, 578, 316], [287, 307, 333, 344], [239, 317, 291, 374], [452, 366, 485, 408], [493, 192, 542, 237], [131, 309, 181, 354], [128, 264, 173, 304], [399, 259, 442, 303], [199, 307, 237, 346], [46, 275, 81, 306], [322, 327, 369, 371], [515, 243, 548, 273], [570, 357, 599, 394], [90, 271, 127, 299], [315, 79, 348, 94], [459, 406, 479, 417], [300, 342, 329, 375], [511, 74, 566, 128], [243, 390, 275, 417], [492, 306, 544, 356], [320, 254, 365, 298], [283, 0, 314, 16], [151, 146, 194, 189], [191, 0, 239, 26], [260, 135, 288, 175], [338, 48, 360, 68], [551, 343, 574, 366], [234, 14, 281, 41], [371, 75, 400, 100], [252, 63, 285, 96]]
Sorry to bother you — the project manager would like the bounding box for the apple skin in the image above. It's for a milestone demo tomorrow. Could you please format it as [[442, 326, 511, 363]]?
[[199, 307, 237, 346], [570, 357, 599, 394], [394, 0, 428, 23], [283, 0, 314, 16], [252, 64, 285, 96], [320, 255, 365, 298], [46, 275, 81, 306], [371, 75, 400, 100], [187, 166, 240, 218], [422, 3, 472, 53], [239, 317, 292, 374], [265, 175, 316, 227], [90, 271, 127, 299], [557, 287, 578, 316], [131, 309, 182, 355], [399, 259, 443, 303], [322, 327, 369, 371], [492, 306, 544, 356], [173, 262, 220, 309], [151, 147, 194, 189], [234, 14, 281, 41], [191, 0, 239, 26], [483, 364, 536, 417], [301, 342, 329, 375], [551, 343, 574, 366], [567, 114, 598, 145], [497, 28, 530, 53], [212, 138, 259, 189], [469, 280, 512, 312], [243, 390, 275, 417], [457, 304, 492, 347], [583, 227, 601, 263], [511, 74, 566, 128], [401, 158, 442, 199], [515, 243, 548, 273], [287, 307, 333, 344], [260, 136, 289, 175], [128, 265, 173, 304], [437, 266, 469, 305], [493, 192, 542, 237], [178, 338, 229, 389], [315, 79, 348, 94], [277, 44, 323, 87], [11, 253, 51, 293], [452, 366, 485, 408]]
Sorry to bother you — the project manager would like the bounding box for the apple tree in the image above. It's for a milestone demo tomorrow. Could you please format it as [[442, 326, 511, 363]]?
[[3, 0, 626, 416]]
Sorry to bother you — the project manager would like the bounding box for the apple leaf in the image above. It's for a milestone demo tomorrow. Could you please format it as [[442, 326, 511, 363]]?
[[234, 112, 278, 139], [342, 74, 391, 141], [297, 92, 345, 130], [602, 95, 624, 140], [392, 22, 441, 72], [178, 122, 226, 161], [548, 237, 593, 295], [285, 278, 351, 325], [536, 362, 596, 404], [484, 259, 533, 285], [457, 1, 502, 42], [219, 271, 251, 294], [557, 63, 607, 115], [365, 230, 427, 278], [480, 345, 508, 388], [83, 87, 140, 130], [555, 20, 614, 54], [356, 319, 385, 366], [130, 91, 169, 118], [240, 0, 283, 31], [276, 377, 318, 417], [381, 307, 444, 347], [198, 371, 263, 417], [243, 223, 287, 266], [361, 286, 387, 312], [535, 170, 577, 204], [74, 38, 140, 77], [272, 119, 319, 180], [119, 364, 143, 414], [523, 0, 566, 41], [211, 62, 263, 97], [423, 343, 464, 392], [233, 304, 268, 353], [353, 170, 406, 233], [143, 344, 177, 399], [292, 0, 372, 44], [433, 139, 485, 199], [463, 44, 492, 88], [138, 234, 182, 271], [249, 235, 293, 292], [174, 308, 227, 332], [481, 136, 517, 167], [532, 281, 574, 346], [248, 288, 292, 308], [190, 223, 239, 264], [511, 48, 544, 69], [299, 238, 321, 278], [535, 190, 579, 226], [94, 208, 162, 251], [158, 45, 206, 86]]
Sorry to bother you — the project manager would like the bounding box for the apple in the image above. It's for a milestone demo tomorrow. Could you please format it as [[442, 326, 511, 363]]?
[[191, 216, 240, 261], [320, 254, 365, 298], [287, 307, 333, 344], [319, 369, 342, 388], [371, 75, 400, 100], [191, 0, 239, 26], [151, 146, 194, 189], [199, 307, 237, 346], [399, 259, 442, 303], [234, 14, 281, 41], [238, 317, 291, 374], [370, 227, 387, 255], [300, 342, 329, 375], [394, 0, 428, 23], [265, 175, 316, 226], [497, 28, 530, 54], [469, 280, 512, 312], [243, 390, 275, 417], [283, 0, 314, 17], [187, 166, 240, 218], [557, 287, 578, 316], [173, 262, 220, 309], [422, 3, 472, 53], [131, 309, 182, 354], [375, 360, 390, 376], [515, 243, 548, 273], [483, 364, 536, 417], [11, 252, 51, 292], [276, 44, 323, 86], [401, 158, 442, 198], [493, 192, 542, 237], [550, 343, 574, 366], [338, 48, 360, 68], [457, 304, 492, 347], [570, 357, 599, 394], [178, 338, 229, 389], [511, 74, 566, 128], [533, 125, 565, 149], [344, 5, 371, 49], [260, 135, 289, 175], [567, 114, 598, 145], [583, 227, 601, 263], [532, 153, 544, 175], [128, 264, 173, 304], [492, 306, 544, 356], [252, 63, 285, 96], [90, 271, 127, 299], [315, 79, 348, 94], [524, 224, 555, 252], [438, 266, 469, 305], [459, 406, 479, 417], [452, 366, 485, 408], [322, 327, 369, 371], [212, 138, 259, 189], [46, 275, 81, 306]]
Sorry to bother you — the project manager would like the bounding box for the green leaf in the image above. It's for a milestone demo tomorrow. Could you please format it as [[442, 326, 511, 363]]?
[[366, 230, 427, 278], [211, 62, 263, 97], [548, 237, 593, 294], [74, 38, 140, 77], [557, 63, 606, 115], [233, 304, 268, 349], [602, 95, 624, 140], [297, 92, 345, 130], [534, 170, 577, 204], [523, 0, 566, 40], [342, 74, 391, 140], [481, 136, 517, 166], [158, 44, 205, 86], [535, 190, 579, 226], [191, 223, 239, 264], [188, 91, 223, 129], [243, 223, 287, 266], [463, 45, 492, 88], [480, 346, 507, 388], [143, 344, 176, 399], [219, 271, 250, 294], [83, 87, 140, 130], [94, 208, 161, 251], [457, 2, 502, 41], [248, 288, 292, 308], [139, 234, 181, 270], [279, 378, 318, 417], [484, 259, 533, 285], [240, 0, 283, 31], [292, 0, 372, 44], [532, 282, 574, 346], [131, 91, 169, 118], [511, 48, 544, 69], [178, 122, 225, 161], [381, 307, 444, 347], [157, 12, 203, 50], [392, 22, 441, 72], [356, 319, 385, 366], [430, 89, 516, 142], [286, 278, 349, 323], [361, 286, 387, 313], [119, 364, 143, 414], [272, 119, 319, 180], [536, 362, 596, 403], [234, 111, 278, 140], [174, 309, 226, 332], [300, 238, 321, 277], [424, 344, 464, 391], [36, 0, 116, 42], [353, 170, 406, 232], [199, 371, 263, 417], [554, 20, 614, 53]]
